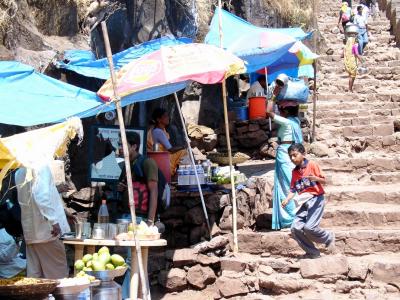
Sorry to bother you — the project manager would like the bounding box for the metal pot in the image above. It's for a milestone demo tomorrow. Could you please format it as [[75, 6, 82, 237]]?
[[345, 23, 359, 35]]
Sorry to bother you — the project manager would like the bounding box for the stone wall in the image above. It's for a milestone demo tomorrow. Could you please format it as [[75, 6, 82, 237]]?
[[379, 0, 400, 44]]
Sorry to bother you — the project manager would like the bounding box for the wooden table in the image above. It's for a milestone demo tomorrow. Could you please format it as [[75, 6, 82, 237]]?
[[63, 238, 167, 299]]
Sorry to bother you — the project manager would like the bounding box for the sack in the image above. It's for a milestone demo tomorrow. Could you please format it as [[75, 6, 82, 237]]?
[[341, 13, 350, 22], [274, 77, 310, 103], [131, 155, 170, 214]]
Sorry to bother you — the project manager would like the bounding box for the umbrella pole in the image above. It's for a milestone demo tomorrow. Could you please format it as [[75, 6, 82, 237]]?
[[101, 22, 150, 300], [173, 92, 211, 235], [265, 67, 272, 132], [218, 0, 239, 253]]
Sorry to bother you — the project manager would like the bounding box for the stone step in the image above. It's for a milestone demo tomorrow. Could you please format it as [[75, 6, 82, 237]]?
[[322, 202, 400, 228], [236, 228, 400, 257], [317, 123, 394, 138], [317, 116, 396, 127], [316, 93, 400, 102], [325, 183, 400, 203], [316, 155, 400, 172]]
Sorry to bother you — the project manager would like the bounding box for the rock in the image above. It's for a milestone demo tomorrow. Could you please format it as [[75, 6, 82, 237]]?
[[220, 258, 247, 272], [219, 194, 231, 208], [187, 265, 216, 289], [259, 273, 312, 294], [216, 276, 250, 297], [190, 225, 207, 244], [310, 142, 331, 157], [205, 194, 222, 213], [259, 265, 274, 276], [196, 254, 220, 266], [335, 280, 365, 293], [219, 206, 245, 231], [158, 268, 187, 292], [394, 119, 400, 132], [371, 261, 400, 287], [300, 256, 349, 279], [348, 260, 369, 281], [165, 248, 198, 267], [185, 206, 206, 225], [161, 206, 187, 219], [194, 235, 230, 253]]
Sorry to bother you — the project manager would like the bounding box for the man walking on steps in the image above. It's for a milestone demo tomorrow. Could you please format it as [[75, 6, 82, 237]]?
[[282, 143, 336, 259], [354, 4, 369, 55]]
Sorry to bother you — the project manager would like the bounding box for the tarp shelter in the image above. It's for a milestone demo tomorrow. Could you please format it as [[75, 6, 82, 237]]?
[[0, 61, 107, 126], [205, 8, 312, 74], [57, 36, 191, 80], [258, 41, 319, 83]]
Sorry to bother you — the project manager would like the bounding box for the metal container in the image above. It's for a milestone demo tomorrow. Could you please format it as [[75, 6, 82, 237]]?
[[345, 23, 359, 36], [91, 280, 121, 300], [107, 224, 117, 239], [91, 228, 105, 240], [117, 223, 128, 235], [75, 222, 83, 239]]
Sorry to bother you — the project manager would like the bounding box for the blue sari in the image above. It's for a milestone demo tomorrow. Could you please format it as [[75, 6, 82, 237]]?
[[272, 117, 303, 230]]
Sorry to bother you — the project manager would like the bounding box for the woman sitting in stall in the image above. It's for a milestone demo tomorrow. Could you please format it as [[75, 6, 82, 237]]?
[[266, 100, 303, 230], [147, 108, 187, 176]]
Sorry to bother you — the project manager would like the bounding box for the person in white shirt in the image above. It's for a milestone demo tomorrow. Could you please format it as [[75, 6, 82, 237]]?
[[246, 75, 267, 101], [15, 165, 70, 279], [353, 5, 369, 55], [0, 228, 26, 278]]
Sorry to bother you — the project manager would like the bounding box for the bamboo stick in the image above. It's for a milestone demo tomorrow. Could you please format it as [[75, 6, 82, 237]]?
[[173, 93, 211, 235], [217, 1, 239, 253], [100, 22, 150, 300]]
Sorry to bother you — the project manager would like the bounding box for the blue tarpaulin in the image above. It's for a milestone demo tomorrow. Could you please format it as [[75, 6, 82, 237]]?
[[57, 36, 192, 80], [0, 61, 109, 126], [205, 8, 312, 74]]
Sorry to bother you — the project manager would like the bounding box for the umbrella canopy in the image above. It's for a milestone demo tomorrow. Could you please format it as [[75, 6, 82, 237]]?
[[205, 8, 310, 73], [56, 36, 192, 80], [97, 43, 246, 102], [0, 61, 104, 126], [258, 41, 319, 83]]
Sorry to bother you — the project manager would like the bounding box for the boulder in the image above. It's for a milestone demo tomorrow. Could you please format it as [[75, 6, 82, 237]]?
[[216, 276, 250, 298], [348, 260, 369, 281], [300, 255, 349, 279], [219, 206, 245, 231], [259, 273, 312, 294], [165, 248, 198, 267], [194, 235, 230, 253], [309, 142, 331, 157], [196, 254, 220, 266], [187, 265, 216, 289], [158, 268, 187, 292], [185, 206, 206, 225]]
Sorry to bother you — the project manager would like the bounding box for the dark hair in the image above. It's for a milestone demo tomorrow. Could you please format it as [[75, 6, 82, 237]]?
[[288, 143, 306, 155], [151, 108, 167, 124], [280, 105, 299, 117], [357, 5, 363, 10], [125, 131, 141, 149]]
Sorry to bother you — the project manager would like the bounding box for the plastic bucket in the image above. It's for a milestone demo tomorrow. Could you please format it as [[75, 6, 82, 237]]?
[[248, 96, 266, 120], [148, 151, 171, 183], [233, 106, 248, 121]]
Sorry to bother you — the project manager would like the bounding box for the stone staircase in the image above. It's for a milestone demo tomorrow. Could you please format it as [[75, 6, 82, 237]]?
[[155, 1, 400, 299]]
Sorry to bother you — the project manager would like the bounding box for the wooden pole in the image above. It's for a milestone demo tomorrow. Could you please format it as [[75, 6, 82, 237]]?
[[173, 93, 211, 235], [100, 22, 150, 300], [311, 0, 318, 143], [217, 1, 239, 253]]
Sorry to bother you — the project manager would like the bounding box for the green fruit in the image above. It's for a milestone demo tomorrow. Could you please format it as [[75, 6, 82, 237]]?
[[105, 263, 115, 270], [98, 246, 110, 255], [99, 252, 111, 265], [111, 254, 125, 267], [82, 254, 93, 263], [92, 260, 105, 271], [92, 253, 99, 260], [86, 260, 93, 268], [83, 267, 93, 272], [77, 271, 86, 276], [74, 259, 85, 271]]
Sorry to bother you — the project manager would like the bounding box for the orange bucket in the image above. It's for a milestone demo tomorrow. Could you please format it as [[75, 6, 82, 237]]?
[[147, 151, 171, 183], [248, 96, 266, 120]]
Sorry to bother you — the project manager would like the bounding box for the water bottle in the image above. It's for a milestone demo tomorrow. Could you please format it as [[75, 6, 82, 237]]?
[[183, 165, 190, 185], [197, 164, 205, 185], [202, 160, 212, 183], [189, 165, 196, 185], [177, 165, 184, 186], [98, 199, 109, 223]]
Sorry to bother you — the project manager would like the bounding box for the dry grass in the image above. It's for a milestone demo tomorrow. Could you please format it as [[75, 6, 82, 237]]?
[[265, 0, 315, 29]]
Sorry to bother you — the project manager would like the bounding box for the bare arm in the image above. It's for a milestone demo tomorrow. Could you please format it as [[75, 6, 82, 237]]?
[[304, 175, 326, 185], [147, 180, 158, 224], [281, 191, 296, 208]]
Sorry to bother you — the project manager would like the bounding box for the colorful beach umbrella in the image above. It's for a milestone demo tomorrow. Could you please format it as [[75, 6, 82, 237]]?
[[97, 43, 246, 101]]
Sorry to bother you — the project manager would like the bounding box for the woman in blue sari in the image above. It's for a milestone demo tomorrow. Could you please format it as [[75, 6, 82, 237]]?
[[267, 100, 303, 230]]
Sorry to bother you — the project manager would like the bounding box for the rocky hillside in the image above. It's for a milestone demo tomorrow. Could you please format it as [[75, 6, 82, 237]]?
[[0, 0, 313, 70]]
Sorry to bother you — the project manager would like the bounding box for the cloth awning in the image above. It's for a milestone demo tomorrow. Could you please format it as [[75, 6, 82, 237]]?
[[56, 36, 192, 80], [205, 8, 312, 73], [0, 61, 106, 126]]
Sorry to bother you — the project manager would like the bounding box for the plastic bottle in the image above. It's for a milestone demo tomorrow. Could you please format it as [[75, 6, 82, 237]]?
[[177, 165, 184, 186], [98, 199, 109, 223], [183, 165, 190, 185], [189, 165, 196, 185], [197, 164, 205, 185], [202, 160, 212, 183]]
